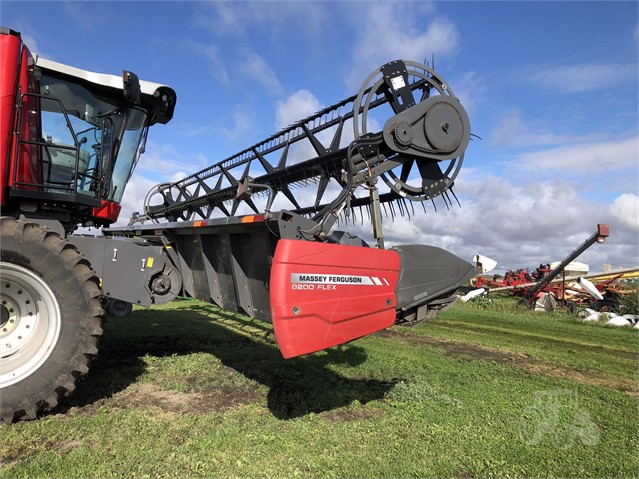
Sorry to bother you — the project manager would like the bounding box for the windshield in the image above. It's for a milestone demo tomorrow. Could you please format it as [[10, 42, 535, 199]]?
[[39, 73, 148, 203], [109, 108, 147, 203]]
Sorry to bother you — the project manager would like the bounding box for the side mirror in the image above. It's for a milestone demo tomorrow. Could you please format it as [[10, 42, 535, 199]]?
[[122, 70, 141, 104]]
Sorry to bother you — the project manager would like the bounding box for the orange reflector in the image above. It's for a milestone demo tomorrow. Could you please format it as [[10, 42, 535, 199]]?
[[241, 214, 265, 223], [194, 220, 207, 227]]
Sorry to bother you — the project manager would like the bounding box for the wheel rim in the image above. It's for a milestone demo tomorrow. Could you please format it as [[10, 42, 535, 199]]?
[[0, 262, 61, 388], [109, 300, 129, 316]]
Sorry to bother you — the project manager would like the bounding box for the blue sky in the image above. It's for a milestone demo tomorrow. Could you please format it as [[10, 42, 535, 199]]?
[[3, 1, 638, 272]]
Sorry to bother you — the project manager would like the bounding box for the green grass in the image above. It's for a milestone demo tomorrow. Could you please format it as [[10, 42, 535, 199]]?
[[416, 299, 638, 382], [1, 298, 637, 478]]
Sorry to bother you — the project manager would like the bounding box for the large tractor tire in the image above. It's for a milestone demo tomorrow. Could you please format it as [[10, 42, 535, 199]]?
[[0, 218, 103, 423]]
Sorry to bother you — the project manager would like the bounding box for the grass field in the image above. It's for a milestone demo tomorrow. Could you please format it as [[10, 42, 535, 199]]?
[[1, 297, 637, 478]]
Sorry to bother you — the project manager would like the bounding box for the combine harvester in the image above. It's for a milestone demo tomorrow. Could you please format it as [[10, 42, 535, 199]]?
[[0, 28, 476, 422]]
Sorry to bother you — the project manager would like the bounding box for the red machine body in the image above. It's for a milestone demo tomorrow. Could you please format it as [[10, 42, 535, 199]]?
[[270, 240, 400, 358], [0, 30, 41, 204], [0, 28, 175, 232]]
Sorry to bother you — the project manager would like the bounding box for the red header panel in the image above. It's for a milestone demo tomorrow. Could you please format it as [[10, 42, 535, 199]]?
[[270, 240, 400, 358]]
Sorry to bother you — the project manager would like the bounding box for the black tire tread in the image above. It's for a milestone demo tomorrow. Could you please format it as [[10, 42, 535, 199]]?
[[0, 217, 104, 424]]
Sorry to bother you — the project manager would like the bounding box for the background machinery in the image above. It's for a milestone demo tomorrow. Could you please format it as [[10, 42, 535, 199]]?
[[472, 225, 613, 313], [0, 28, 475, 423]]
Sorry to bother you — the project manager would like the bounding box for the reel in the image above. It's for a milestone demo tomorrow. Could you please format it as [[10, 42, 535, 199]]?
[[137, 60, 472, 227], [353, 60, 470, 202]]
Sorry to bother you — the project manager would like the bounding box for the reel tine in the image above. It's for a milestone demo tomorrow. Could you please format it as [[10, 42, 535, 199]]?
[[450, 187, 462, 208], [443, 190, 454, 208], [397, 199, 405, 217], [421, 201, 427, 214], [402, 198, 412, 219], [400, 199, 408, 218], [441, 194, 450, 211]]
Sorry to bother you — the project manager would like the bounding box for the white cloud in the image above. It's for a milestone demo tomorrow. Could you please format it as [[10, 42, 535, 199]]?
[[168, 171, 188, 183], [275, 89, 322, 130], [133, 140, 205, 187], [517, 136, 638, 173], [197, 1, 243, 35], [22, 33, 41, 56], [347, 2, 459, 89], [182, 124, 214, 138], [491, 109, 578, 148], [109, 166, 639, 275], [186, 40, 230, 86], [9, 22, 51, 59], [522, 63, 637, 94], [334, 173, 638, 273], [194, 1, 326, 41], [489, 112, 638, 191], [64, 3, 97, 32], [114, 173, 158, 226], [449, 71, 484, 118], [610, 193, 639, 232], [115, 150, 194, 227], [221, 105, 256, 141], [239, 49, 283, 95]]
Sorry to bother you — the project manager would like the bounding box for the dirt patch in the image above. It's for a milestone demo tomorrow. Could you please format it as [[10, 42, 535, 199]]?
[[62, 381, 264, 418], [376, 329, 638, 395], [0, 444, 36, 469], [376, 329, 532, 365], [0, 436, 85, 470], [319, 407, 380, 423], [115, 383, 207, 413], [107, 382, 264, 415]]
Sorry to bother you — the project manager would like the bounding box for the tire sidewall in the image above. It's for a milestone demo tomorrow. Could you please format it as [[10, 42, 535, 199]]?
[[1, 227, 96, 410]]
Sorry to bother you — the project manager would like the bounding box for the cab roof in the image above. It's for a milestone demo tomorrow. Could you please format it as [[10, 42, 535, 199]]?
[[35, 56, 176, 125]]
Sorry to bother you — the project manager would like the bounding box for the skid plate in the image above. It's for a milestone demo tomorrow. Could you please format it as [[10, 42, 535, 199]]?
[[270, 240, 400, 358]]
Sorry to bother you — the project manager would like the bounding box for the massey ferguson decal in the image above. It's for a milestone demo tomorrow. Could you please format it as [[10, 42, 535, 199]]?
[[290, 273, 390, 288]]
